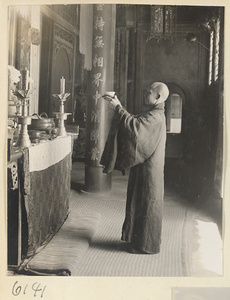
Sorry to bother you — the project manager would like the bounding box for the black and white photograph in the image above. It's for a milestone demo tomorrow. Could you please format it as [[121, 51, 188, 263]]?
[[4, 1, 225, 277], [1, 0, 230, 299]]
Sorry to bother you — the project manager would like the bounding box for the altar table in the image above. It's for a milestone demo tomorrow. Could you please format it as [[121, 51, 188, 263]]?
[[8, 135, 72, 264]]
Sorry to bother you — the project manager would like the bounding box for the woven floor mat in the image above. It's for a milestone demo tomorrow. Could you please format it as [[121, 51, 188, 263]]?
[[19, 211, 101, 276], [69, 190, 195, 276]]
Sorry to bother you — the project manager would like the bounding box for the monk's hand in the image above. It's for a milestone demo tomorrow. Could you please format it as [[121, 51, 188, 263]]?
[[102, 95, 121, 108]]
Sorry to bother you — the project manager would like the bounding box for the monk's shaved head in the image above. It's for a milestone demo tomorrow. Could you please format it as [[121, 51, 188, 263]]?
[[150, 82, 169, 103]]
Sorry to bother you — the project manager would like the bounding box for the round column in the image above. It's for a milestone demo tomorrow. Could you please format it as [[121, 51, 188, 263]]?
[[85, 4, 116, 192]]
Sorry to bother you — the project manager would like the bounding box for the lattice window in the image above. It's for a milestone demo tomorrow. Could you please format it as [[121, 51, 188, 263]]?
[[214, 18, 220, 82], [208, 15, 221, 85], [208, 31, 214, 85]]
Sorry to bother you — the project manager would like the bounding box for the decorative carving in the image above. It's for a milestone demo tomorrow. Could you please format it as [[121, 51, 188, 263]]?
[[146, 6, 177, 43], [53, 40, 73, 59], [54, 24, 75, 46], [31, 28, 41, 45], [9, 161, 18, 190]]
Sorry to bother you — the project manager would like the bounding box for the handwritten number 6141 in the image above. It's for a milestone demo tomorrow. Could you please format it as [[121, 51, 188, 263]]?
[[12, 281, 46, 297]]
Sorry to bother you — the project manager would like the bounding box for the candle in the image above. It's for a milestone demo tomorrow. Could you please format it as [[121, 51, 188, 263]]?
[[21, 68, 29, 91], [60, 103, 64, 113], [60, 76, 65, 94]]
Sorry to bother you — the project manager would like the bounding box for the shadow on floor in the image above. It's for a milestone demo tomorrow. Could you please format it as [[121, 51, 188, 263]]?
[[88, 240, 130, 252], [71, 181, 85, 192]]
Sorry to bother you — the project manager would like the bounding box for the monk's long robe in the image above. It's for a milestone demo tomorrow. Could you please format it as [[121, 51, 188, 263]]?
[[100, 103, 166, 253]]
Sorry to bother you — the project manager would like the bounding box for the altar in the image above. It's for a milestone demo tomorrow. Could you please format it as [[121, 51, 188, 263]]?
[[7, 135, 73, 266]]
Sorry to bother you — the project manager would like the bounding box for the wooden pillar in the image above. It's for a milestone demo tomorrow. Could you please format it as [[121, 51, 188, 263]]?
[[29, 6, 41, 115], [85, 4, 116, 192]]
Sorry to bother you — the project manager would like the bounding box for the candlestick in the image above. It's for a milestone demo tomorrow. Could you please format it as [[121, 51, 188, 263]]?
[[60, 76, 65, 94], [16, 115, 31, 148], [53, 91, 71, 137], [12, 67, 35, 148]]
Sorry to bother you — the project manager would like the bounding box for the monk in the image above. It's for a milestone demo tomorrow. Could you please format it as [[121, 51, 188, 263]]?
[[101, 82, 169, 254]]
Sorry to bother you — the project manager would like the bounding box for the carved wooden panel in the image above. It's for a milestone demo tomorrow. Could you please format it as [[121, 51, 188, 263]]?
[[51, 24, 75, 118]]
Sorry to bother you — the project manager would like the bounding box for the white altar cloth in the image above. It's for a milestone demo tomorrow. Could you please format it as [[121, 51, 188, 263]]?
[[28, 136, 72, 172]]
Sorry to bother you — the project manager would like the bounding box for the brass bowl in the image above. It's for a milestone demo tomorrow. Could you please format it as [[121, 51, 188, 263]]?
[[30, 112, 55, 133]]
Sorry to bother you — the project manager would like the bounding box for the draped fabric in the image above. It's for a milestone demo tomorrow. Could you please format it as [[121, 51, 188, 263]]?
[[21, 137, 72, 258], [28, 136, 72, 172], [101, 103, 166, 253], [79, 4, 93, 70]]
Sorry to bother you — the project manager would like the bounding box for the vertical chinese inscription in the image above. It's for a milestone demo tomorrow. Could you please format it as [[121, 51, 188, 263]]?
[[90, 4, 106, 161]]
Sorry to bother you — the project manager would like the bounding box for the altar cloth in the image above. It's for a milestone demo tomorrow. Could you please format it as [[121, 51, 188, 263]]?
[[28, 135, 72, 172], [21, 136, 72, 258]]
